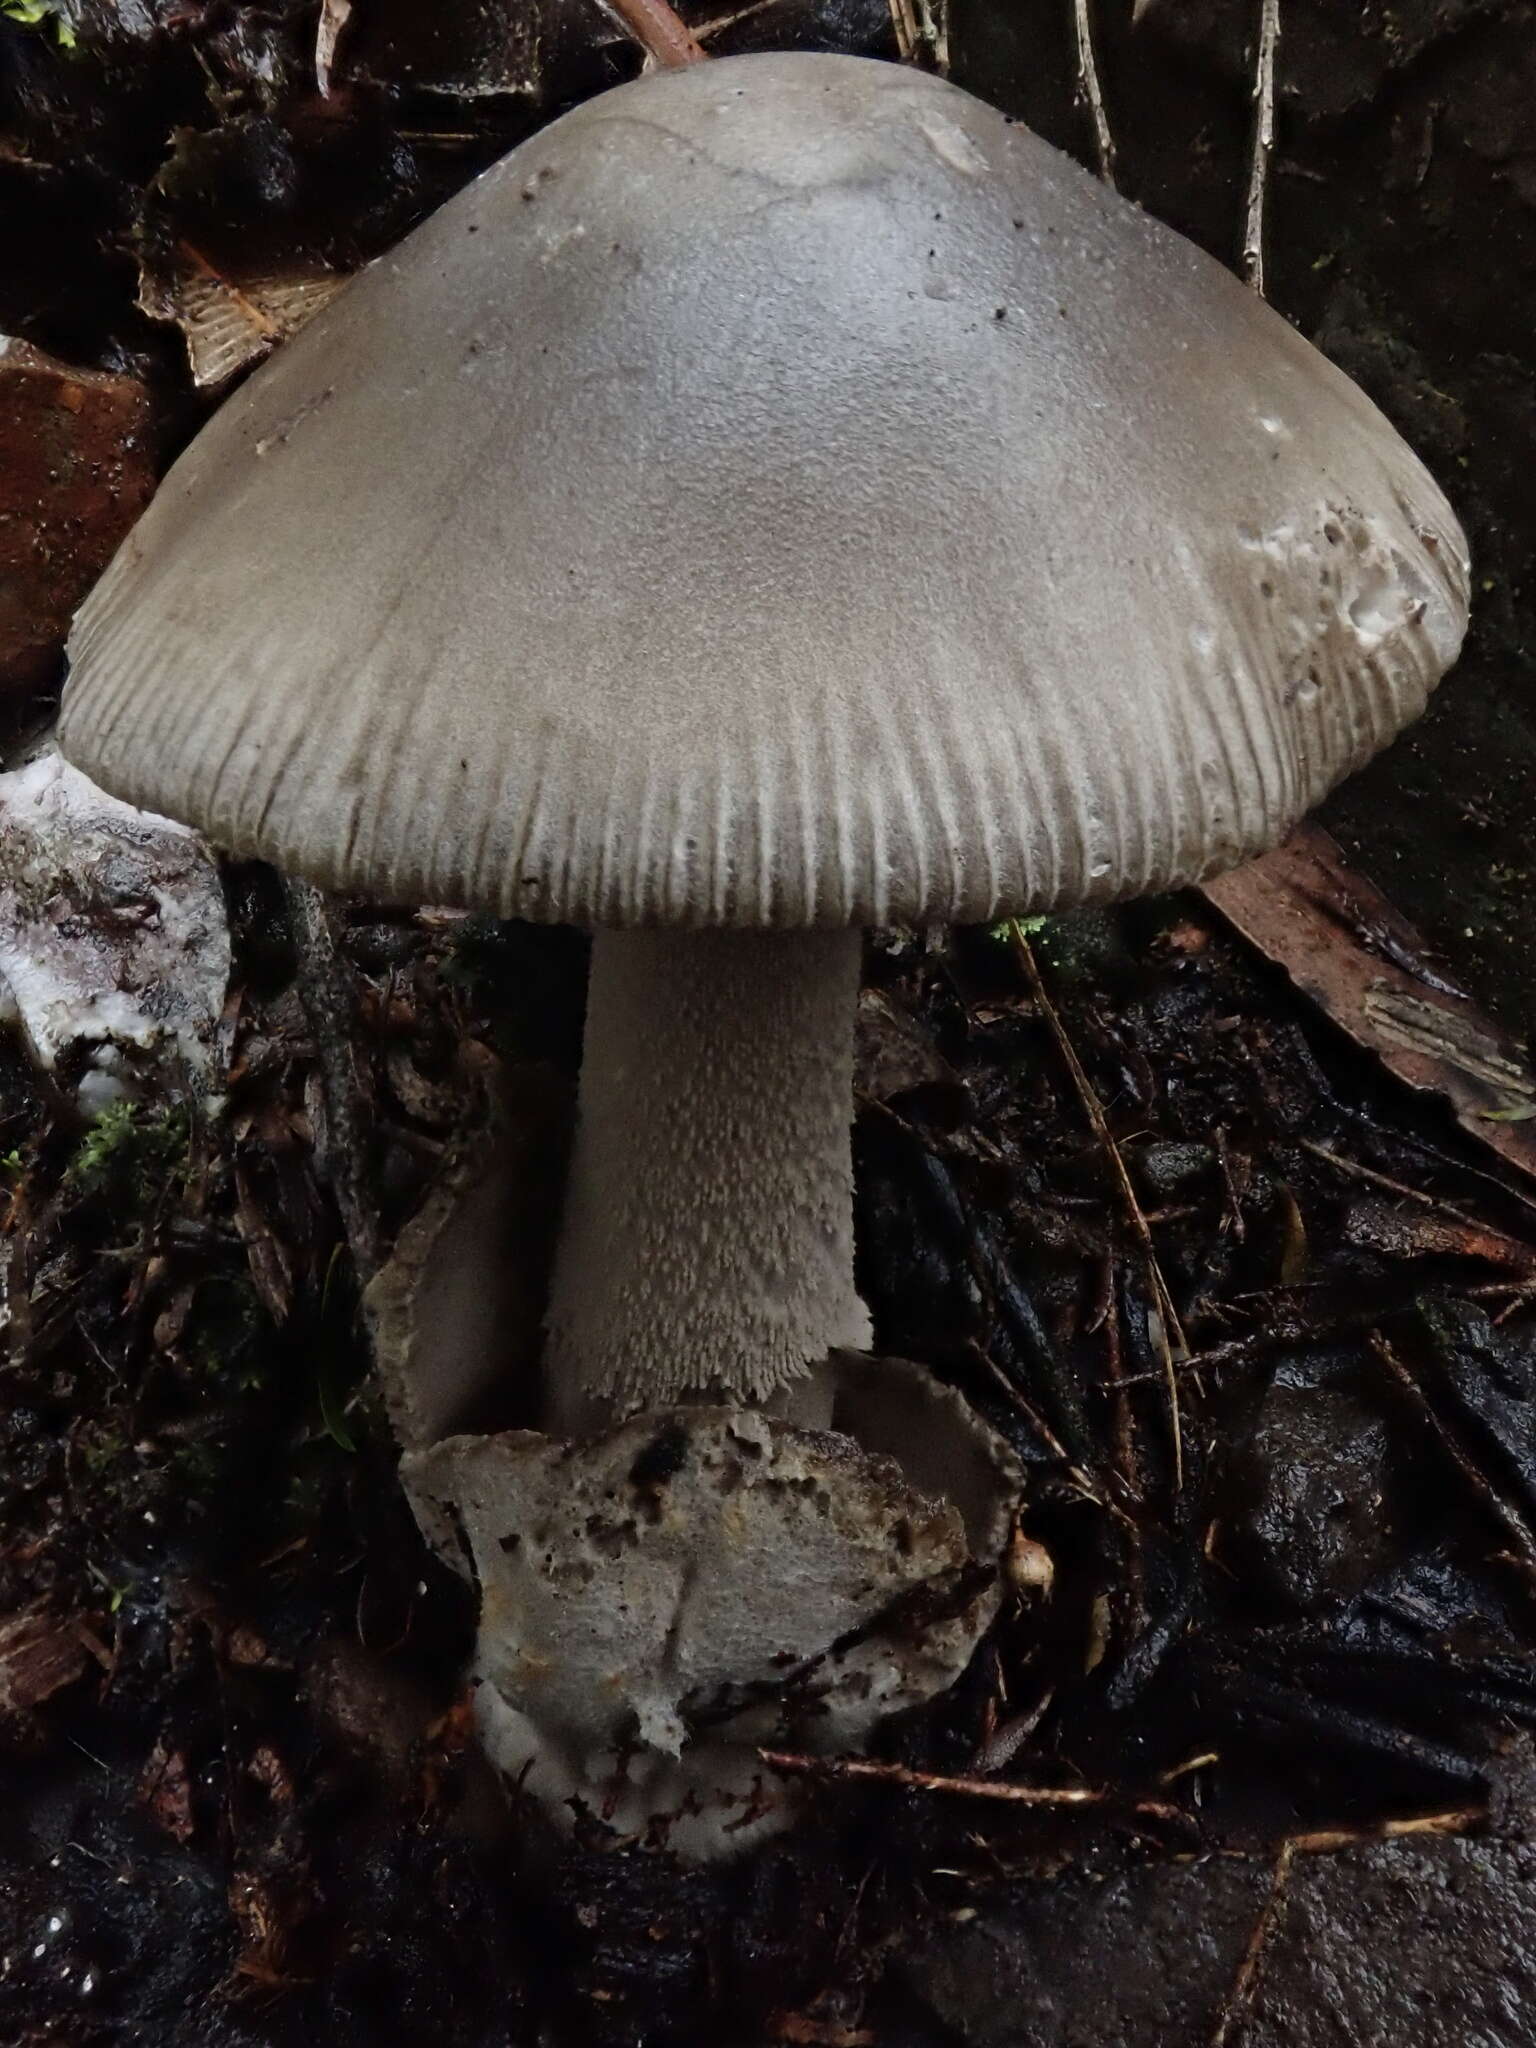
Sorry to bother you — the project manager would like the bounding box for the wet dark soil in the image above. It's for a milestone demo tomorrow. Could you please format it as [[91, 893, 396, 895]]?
[[905, 1745, 1536, 2046], [3, 3, 1536, 2044]]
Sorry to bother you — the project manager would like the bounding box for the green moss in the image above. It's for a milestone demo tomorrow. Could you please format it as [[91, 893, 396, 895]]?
[[990, 913, 1057, 958], [1, 0, 75, 47], [78, 1426, 128, 1474], [67, 1099, 189, 1203]]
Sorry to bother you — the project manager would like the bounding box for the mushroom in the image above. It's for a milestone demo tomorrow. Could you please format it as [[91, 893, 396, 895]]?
[[58, 52, 1469, 1849], [60, 52, 1469, 1425]]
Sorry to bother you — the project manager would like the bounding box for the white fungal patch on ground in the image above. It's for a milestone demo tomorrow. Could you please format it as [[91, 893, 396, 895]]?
[[0, 749, 230, 1101]]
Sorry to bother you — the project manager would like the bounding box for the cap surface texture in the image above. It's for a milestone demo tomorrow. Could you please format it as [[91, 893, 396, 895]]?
[[61, 52, 1470, 927]]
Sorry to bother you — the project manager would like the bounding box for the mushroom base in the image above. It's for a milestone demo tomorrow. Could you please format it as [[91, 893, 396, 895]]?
[[542, 926, 871, 1431], [401, 1360, 1021, 1862]]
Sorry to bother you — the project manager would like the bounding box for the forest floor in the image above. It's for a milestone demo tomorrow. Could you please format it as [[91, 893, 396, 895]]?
[[3, 2, 1536, 2043]]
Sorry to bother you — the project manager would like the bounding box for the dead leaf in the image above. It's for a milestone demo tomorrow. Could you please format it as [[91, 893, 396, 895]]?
[[0, 1603, 91, 1713], [247, 1743, 296, 1805], [1201, 824, 1536, 1184], [137, 240, 346, 390], [1342, 1196, 1536, 1274], [1275, 1186, 1309, 1284], [138, 1735, 196, 1842]]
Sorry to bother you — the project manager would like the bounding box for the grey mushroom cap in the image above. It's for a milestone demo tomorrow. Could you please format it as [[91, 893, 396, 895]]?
[[60, 51, 1469, 929]]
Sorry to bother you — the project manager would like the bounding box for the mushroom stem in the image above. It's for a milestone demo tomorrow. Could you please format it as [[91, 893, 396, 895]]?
[[543, 927, 871, 1432]]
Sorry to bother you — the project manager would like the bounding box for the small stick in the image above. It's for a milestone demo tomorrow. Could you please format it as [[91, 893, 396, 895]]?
[[1097, 1255, 1140, 1491], [887, 0, 922, 61], [283, 879, 381, 1284], [1208, 1797, 1485, 2045], [691, 0, 783, 43], [1008, 924, 1186, 1487], [1158, 1749, 1219, 1787], [1071, 0, 1118, 187], [968, 1340, 1094, 1483], [1210, 1841, 1293, 2048], [603, 0, 708, 66], [759, 1748, 1185, 1824], [1241, 0, 1281, 293], [1097, 1255, 1147, 1619], [1368, 1328, 1536, 1571], [1109, 1320, 1312, 1390], [1285, 1805, 1484, 1855], [1296, 1139, 1530, 1259], [887, 0, 948, 73]]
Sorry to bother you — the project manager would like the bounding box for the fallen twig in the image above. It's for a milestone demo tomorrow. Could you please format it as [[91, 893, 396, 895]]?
[[692, 0, 785, 43], [1109, 1318, 1316, 1390], [1204, 1799, 1483, 2010], [1297, 1139, 1531, 1254], [282, 880, 380, 1285], [759, 1748, 1186, 1826], [1284, 1805, 1485, 1854], [1241, 0, 1281, 293], [1071, 0, 1117, 186], [887, 0, 949, 72], [1368, 1329, 1536, 1575], [602, 0, 708, 65], [1008, 923, 1186, 1487], [1096, 1253, 1147, 1614], [1203, 826, 1536, 1187], [1210, 1840, 1293, 2048]]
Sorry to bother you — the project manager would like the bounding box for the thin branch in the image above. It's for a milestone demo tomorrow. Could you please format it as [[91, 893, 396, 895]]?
[[1295, 1138, 1525, 1249], [602, 0, 708, 67], [1097, 1254, 1147, 1617], [692, 0, 785, 43], [1008, 924, 1186, 1487], [1210, 1841, 1293, 2048], [759, 1748, 1185, 1825], [1210, 1796, 1485, 2043], [1285, 1805, 1484, 1854], [283, 879, 380, 1285], [1071, 0, 1117, 186], [1368, 1328, 1536, 1573], [1241, 0, 1281, 292], [1109, 1319, 1312, 1390], [887, 0, 922, 61], [887, 0, 948, 73]]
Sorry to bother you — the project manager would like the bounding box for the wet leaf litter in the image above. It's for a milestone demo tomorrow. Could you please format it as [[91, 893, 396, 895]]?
[[3, 1, 1535, 2043]]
